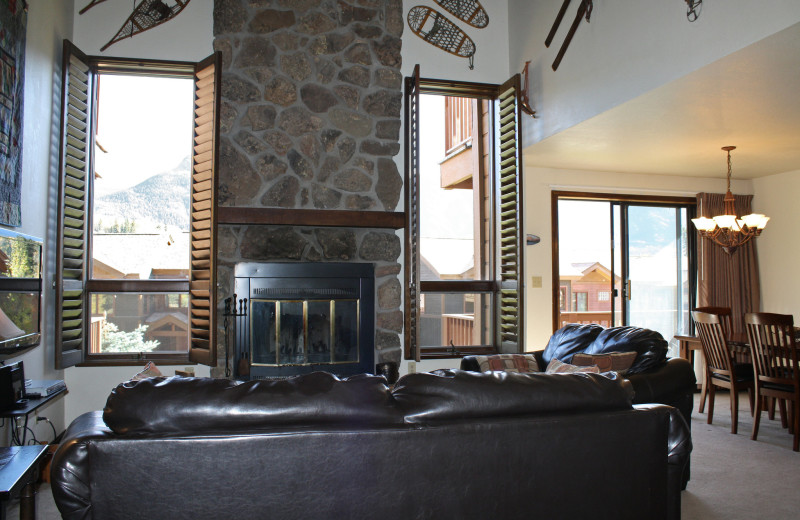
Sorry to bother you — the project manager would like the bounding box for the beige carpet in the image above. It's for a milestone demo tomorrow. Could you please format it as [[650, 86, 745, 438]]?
[[10, 391, 799, 519], [683, 391, 800, 520]]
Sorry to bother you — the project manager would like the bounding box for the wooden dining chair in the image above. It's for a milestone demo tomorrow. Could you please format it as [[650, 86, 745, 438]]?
[[692, 311, 755, 434], [745, 312, 800, 452], [694, 306, 733, 413]]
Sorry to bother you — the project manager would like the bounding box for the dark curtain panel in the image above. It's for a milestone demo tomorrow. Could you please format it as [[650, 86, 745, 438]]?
[[696, 192, 761, 333]]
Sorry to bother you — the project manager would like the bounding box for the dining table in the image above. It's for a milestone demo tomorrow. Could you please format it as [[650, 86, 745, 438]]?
[[673, 328, 800, 411]]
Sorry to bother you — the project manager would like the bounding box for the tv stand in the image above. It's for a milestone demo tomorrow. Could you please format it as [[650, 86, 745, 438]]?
[[0, 388, 67, 446]]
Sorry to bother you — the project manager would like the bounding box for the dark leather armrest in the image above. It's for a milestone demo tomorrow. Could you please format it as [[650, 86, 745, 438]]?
[[51, 411, 115, 520], [626, 357, 696, 406]]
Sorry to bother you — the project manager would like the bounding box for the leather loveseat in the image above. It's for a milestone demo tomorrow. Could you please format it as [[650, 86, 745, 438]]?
[[51, 370, 691, 520], [461, 324, 697, 487]]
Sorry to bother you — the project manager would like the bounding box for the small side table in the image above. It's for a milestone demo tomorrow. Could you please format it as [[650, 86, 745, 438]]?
[[0, 389, 67, 446], [0, 445, 49, 520]]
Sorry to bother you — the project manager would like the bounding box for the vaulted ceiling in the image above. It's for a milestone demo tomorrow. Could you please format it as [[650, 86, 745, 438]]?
[[524, 22, 800, 180]]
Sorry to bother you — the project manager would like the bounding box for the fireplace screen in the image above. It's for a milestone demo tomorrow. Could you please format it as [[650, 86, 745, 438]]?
[[233, 262, 374, 379], [250, 299, 359, 366]]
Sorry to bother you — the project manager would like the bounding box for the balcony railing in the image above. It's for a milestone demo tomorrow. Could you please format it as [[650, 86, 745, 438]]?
[[444, 96, 472, 156], [90, 316, 105, 354], [559, 311, 614, 329], [442, 313, 475, 346]]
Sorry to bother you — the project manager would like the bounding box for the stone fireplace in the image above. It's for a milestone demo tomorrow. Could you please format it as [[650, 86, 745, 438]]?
[[212, 0, 404, 378]]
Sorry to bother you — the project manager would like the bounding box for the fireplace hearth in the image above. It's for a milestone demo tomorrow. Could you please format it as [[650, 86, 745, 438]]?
[[232, 262, 375, 379]]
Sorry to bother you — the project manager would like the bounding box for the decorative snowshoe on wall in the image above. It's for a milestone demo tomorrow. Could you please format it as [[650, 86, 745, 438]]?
[[79, 0, 191, 52], [433, 0, 488, 28], [407, 0, 489, 70]]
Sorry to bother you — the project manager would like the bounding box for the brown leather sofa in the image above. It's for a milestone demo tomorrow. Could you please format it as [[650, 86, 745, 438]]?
[[51, 370, 691, 520], [462, 324, 697, 487]]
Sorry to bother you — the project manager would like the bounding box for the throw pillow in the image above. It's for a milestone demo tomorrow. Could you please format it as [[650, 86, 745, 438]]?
[[571, 351, 637, 374], [474, 354, 540, 373], [132, 361, 163, 381], [545, 358, 601, 374]]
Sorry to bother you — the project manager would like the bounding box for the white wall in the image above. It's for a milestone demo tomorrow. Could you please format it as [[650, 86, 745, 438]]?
[[507, 0, 800, 148], [61, 0, 214, 426], [0, 0, 76, 447], [522, 166, 756, 350], [752, 169, 800, 322]]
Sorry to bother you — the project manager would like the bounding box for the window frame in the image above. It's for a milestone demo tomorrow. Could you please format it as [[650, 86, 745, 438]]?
[[404, 69, 524, 361], [55, 41, 220, 368], [550, 191, 697, 333]]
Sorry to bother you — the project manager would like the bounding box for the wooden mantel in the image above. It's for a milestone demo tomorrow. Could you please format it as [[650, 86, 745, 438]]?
[[217, 207, 406, 230]]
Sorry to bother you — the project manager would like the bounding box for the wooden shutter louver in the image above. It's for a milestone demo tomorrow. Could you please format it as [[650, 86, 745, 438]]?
[[188, 52, 221, 366], [404, 65, 422, 362], [495, 74, 524, 352], [56, 41, 92, 368]]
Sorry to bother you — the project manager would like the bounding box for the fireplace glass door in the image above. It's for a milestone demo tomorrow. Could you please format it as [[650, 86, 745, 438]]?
[[250, 299, 359, 366]]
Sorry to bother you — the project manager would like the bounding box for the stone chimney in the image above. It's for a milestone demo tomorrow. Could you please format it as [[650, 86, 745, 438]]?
[[212, 0, 405, 376]]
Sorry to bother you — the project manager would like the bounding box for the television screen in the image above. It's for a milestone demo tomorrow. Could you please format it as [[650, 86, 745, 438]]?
[[0, 229, 42, 355]]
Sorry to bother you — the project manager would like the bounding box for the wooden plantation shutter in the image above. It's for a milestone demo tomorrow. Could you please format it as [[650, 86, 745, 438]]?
[[404, 65, 422, 362], [494, 74, 524, 353], [188, 52, 221, 366], [55, 41, 93, 368]]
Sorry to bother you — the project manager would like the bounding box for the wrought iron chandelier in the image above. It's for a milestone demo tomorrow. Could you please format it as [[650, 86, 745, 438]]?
[[691, 146, 769, 254]]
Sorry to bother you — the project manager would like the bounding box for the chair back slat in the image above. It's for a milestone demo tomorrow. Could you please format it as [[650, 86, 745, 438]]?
[[745, 313, 799, 387], [695, 306, 734, 337], [693, 311, 735, 377]]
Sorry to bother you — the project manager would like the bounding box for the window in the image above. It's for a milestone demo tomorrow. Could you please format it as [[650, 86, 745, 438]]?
[[55, 41, 221, 367], [405, 67, 524, 360], [552, 192, 696, 343], [559, 287, 568, 311], [574, 292, 588, 312]]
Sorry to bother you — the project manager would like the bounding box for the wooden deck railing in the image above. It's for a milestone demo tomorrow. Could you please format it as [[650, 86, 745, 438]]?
[[559, 311, 614, 329], [90, 316, 105, 354], [444, 96, 472, 155], [442, 313, 475, 346]]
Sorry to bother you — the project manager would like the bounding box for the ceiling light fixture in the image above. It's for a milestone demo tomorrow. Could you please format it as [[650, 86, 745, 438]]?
[[691, 146, 769, 254]]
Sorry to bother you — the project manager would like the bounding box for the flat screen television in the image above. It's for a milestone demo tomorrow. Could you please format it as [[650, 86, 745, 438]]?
[[0, 229, 42, 357]]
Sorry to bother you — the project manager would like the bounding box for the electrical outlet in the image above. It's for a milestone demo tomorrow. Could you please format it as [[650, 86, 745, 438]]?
[[531, 276, 543, 288], [408, 361, 416, 374]]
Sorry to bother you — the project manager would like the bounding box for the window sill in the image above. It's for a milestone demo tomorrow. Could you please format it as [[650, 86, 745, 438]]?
[[79, 353, 191, 367], [416, 346, 498, 360]]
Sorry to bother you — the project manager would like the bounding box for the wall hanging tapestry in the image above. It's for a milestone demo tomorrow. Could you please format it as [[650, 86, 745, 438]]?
[[0, 0, 27, 226]]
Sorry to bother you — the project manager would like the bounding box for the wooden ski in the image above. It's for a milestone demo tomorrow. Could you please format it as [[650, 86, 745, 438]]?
[[552, 0, 591, 71], [545, 0, 571, 48]]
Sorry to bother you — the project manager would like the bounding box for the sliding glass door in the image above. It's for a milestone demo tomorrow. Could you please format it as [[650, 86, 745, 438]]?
[[555, 194, 695, 356]]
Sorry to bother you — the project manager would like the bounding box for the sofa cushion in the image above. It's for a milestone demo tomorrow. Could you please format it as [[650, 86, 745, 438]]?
[[103, 372, 400, 435], [586, 326, 668, 374], [393, 369, 634, 423], [474, 354, 540, 373], [545, 359, 601, 374], [572, 351, 637, 374], [541, 323, 604, 364]]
